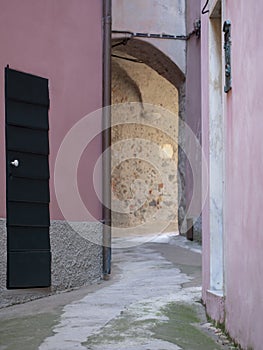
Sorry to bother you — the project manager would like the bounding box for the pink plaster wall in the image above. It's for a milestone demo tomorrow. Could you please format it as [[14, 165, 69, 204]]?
[[201, 10, 210, 302], [0, 0, 103, 221], [202, 1, 263, 348], [206, 290, 225, 324], [224, 2, 263, 349], [185, 0, 202, 217]]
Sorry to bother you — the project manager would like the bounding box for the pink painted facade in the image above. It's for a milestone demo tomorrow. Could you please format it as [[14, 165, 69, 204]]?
[[201, 1, 263, 349], [0, 0, 104, 302], [185, 0, 202, 226], [201, 0, 210, 307], [0, 0, 103, 221]]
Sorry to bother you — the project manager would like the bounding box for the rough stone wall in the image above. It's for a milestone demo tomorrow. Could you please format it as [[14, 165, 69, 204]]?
[[112, 57, 179, 232], [112, 0, 200, 239], [177, 84, 187, 234], [0, 219, 102, 308], [113, 39, 185, 90], [50, 221, 102, 291]]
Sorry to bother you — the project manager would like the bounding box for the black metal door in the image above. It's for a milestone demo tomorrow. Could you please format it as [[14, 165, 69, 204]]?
[[5, 67, 51, 288]]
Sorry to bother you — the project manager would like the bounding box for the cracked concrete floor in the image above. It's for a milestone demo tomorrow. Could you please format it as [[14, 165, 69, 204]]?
[[0, 234, 233, 350]]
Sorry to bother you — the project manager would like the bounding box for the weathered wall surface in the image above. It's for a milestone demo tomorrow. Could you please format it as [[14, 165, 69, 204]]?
[[112, 57, 179, 233], [112, 0, 203, 237], [112, 0, 186, 73], [201, 0, 210, 305], [0, 219, 102, 308], [185, 0, 202, 240], [202, 1, 263, 349], [0, 0, 103, 302], [224, 2, 263, 349]]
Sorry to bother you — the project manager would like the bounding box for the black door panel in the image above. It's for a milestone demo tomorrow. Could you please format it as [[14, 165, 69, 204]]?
[[7, 202, 50, 227], [8, 226, 50, 251], [5, 67, 51, 288], [8, 151, 49, 180], [6, 68, 49, 106], [6, 100, 49, 130], [7, 251, 51, 289], [8, 177, 49, 203], [6, 125, 49, 155]]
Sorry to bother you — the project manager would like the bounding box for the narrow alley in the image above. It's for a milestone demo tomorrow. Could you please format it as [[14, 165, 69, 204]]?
[[0, 235, 235, 350], [0, 1, 262, 349]]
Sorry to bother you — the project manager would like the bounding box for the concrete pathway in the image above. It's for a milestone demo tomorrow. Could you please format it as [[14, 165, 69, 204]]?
[[0, 234, 236, 350]]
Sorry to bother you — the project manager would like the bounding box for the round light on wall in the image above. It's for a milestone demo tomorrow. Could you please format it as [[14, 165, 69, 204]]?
[[161, 144, 174, 159]]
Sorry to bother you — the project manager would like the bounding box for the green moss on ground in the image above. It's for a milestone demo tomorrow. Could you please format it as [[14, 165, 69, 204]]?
[[152, 302, 223, 350], [0, 312, 60, 350]]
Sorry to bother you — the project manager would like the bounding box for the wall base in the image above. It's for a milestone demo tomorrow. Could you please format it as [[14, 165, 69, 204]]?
[[0, 219, 103, 308], [205, 289, 225, 324]]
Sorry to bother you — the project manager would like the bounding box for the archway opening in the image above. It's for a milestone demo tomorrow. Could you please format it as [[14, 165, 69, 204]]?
[[111, 38, 185, 238]]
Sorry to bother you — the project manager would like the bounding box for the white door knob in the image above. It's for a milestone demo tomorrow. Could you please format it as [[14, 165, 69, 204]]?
[[10, 159, 19, 167]]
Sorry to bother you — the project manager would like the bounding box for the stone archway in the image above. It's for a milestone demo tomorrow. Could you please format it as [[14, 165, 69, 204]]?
[[113, 38, 185, 88], [111, 38, 186, 235]]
